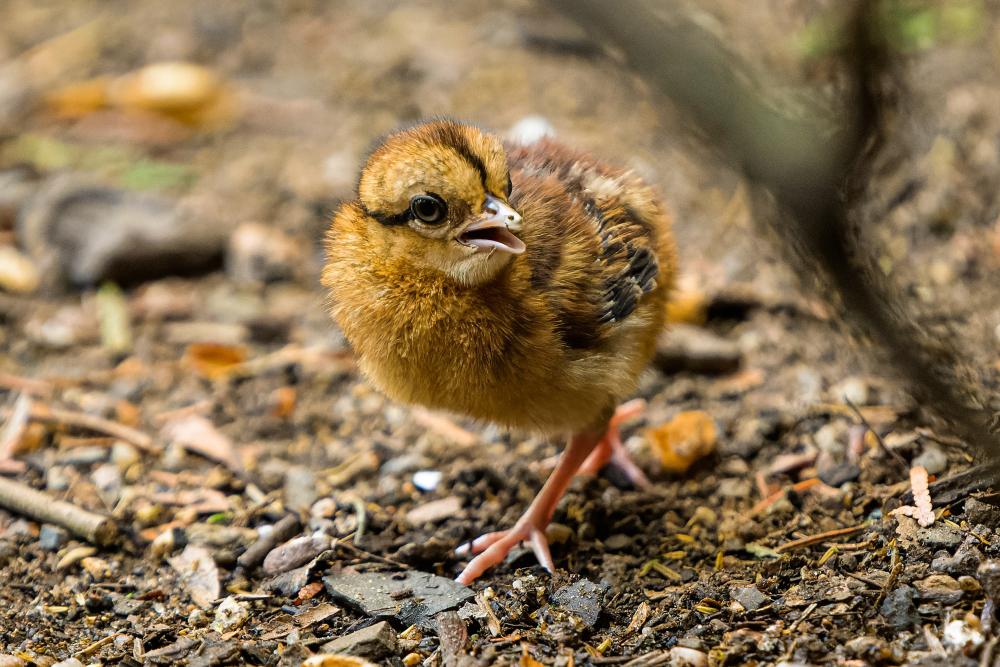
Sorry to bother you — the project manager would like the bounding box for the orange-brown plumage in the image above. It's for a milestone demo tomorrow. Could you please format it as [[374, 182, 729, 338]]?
[[323, 120, 676, 582]]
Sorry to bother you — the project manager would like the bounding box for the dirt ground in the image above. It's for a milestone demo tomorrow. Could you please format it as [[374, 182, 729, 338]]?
[[2, 1, 1000, 665]]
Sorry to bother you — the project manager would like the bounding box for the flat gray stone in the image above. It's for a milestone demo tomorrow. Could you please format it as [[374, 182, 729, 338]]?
[[731, 585, 768, 611], [321, 621, 397, 660], [551, 579, 608, 627], [323, 570, 472, 627]]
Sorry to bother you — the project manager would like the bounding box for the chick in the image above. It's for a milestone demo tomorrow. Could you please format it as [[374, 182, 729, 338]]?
[[323, 120, 676, 584]]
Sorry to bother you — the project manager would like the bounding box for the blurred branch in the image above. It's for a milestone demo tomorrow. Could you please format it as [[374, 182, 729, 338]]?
[[549, 0, 1000, 463]]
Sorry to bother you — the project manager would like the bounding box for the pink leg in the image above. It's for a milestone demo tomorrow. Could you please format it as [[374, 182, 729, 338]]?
[[455, 429, 602, 585], [578, 399, 650, 488]]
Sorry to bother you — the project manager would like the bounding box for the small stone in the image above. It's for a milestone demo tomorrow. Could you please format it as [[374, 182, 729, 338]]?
[[880, 585, 918, 629], [311, 498, 338, 519], [830, 377, 869, 405], [320, 621, 398, 660], [405, 496, 463, 526], [668, 647, 708, 667], [930, 537, 984, 575], [45, 465, 72, 492], [18, 174, 228, 287], [654, 324, 742, 375], [919, 524, 964, 548], [211, 596, 249, 633], [324, 570, 472, 627], [965, 497, 1000, 528], [226, 222, 304, 285], [731, 586, 768, 612], [284, 465, 317, 512], [51, 659, 84, 667], [551, 579, 609, 627], [56, 445, 108, 466], [263, 535, 331, 575], [976, 560, 1000, 599], [0, 245, 40, 294], [412, 470, 442, 492], [80, 556, 111, 579], [0, 655, 27, 667], [38, 524, 69, 551], [914, 574, 963, 604], [111, 441, 141, 471], [817, 461, 860, 487], [604, 534, 631, 551], [913, 443, 948, 475]]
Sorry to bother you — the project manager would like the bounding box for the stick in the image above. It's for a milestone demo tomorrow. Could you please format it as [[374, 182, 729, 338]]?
[[0, 476, 117, 545], [775, 525, 866, 553], [844, 397, 907, 469], [0, 403, 158, 453], [236, 513, 301, 569]]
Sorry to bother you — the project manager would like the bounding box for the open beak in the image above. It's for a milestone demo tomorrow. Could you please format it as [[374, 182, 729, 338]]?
[[458, 195, 525, 255]]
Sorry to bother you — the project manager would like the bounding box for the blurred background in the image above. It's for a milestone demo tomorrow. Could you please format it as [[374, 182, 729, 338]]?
[[2, 0, 1000, 663]]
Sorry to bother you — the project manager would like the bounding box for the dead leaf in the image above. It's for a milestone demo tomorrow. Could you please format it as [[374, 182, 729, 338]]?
[[168, 544, 220, 608], [161, 414, 243, 474], [302, 656, 376, 667], [184, 342, 248, 379], [646, 411, 718, 474], [520, 646, 545, 667]]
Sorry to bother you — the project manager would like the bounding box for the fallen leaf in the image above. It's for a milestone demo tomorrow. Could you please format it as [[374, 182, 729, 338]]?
[[168, 544, 220, 608], [184, 342, 248, 379], [646, 411, 718, 474], [161, 414, 242, 473]]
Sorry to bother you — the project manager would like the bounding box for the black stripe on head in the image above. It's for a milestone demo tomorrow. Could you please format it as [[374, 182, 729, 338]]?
[[427, 123, 489, 188], [361, 203, 410, 227]]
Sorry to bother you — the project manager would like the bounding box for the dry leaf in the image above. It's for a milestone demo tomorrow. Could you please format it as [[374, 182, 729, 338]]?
[[520, 646, 545, 667], [184, 342, 248, 379], [302, 656, 376, 667], [161, 414, 242, 473], [646, 411, 718, 474], [168, 544, 220, 608]]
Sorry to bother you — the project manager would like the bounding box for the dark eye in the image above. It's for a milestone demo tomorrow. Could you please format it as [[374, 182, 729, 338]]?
[[410, 194, 447, 224], [506, 174, 513, 197]]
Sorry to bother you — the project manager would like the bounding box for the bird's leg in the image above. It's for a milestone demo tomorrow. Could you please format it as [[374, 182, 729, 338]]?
[[455, 429, 602, 585], [577, 399, 651, 488]]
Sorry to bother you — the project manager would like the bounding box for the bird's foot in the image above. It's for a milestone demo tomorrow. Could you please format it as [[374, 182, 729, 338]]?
[[455, 515, 553, 585], [578, 399, 651, 488]]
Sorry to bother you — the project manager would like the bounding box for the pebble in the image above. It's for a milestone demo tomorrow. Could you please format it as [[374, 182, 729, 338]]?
[[320, 621, 398, 660], [919, 524, 964, 549], [211, 596, 249, 633], [111, 441, 141, 471], [914, 574, 963, 604], [311, 497, 338, 519], [552, 579, 609, 627], [80, 556, 111, 579], [38, 524, 69, 552], [18, 174, 228, 287], [880, 585, 918, 629], [829, 377, 869, 405], [226, 222, 304, 285], [405, 496, 463, 526], [731, 586, 768, 612], [0, 655, 27, 667], [604, 534, 632, 551], [284, 465, 318, 512], [913, 443, 948, 475], [668, 647, 708, 667], [45, 465, 72, 492], [263, 534, 331, 575], [654, 324, 742, 375], [976, 560, 1000, 599], [55, 445, 108, 466], [964, 497, 1000, 528], [412, 470, 442, 492], [51, 659, 84, 667], [817, 461, 860, 487], [324, 570, 472, 627], [930, 537, 984, 575], [0, 245, 40, 294]]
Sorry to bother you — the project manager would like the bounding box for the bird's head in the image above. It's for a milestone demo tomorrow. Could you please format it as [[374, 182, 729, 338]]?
[[355, 120, 524, 285]]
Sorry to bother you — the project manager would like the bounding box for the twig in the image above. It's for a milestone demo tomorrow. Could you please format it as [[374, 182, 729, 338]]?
[[334, 535, 411, 569], [74, 633, 120, 659], [0, 372, 53, 397], [787, 601, 819, 633], [775, 525, 867, 553], [845, 397, 907, 469], [236, 514, 301, 570], [3, 403, 159, 453], [0, 476, 117, 545]]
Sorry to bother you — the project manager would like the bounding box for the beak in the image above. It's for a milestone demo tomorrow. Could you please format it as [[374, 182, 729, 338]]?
[[458, 195, 526, 255]]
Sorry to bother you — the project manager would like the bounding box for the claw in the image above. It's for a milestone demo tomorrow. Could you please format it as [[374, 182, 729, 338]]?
[[456, 523, 553, 585]]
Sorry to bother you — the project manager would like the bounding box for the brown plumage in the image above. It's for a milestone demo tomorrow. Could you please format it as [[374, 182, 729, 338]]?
[[323, 120, 676, 583]]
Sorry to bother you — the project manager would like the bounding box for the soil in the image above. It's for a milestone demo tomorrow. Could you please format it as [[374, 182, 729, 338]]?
[[1, 1, 1000, 665]]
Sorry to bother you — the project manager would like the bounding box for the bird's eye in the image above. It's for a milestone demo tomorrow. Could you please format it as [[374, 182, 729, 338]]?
[[506, 174, 513, 197], [410, 194, 447, 224]]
